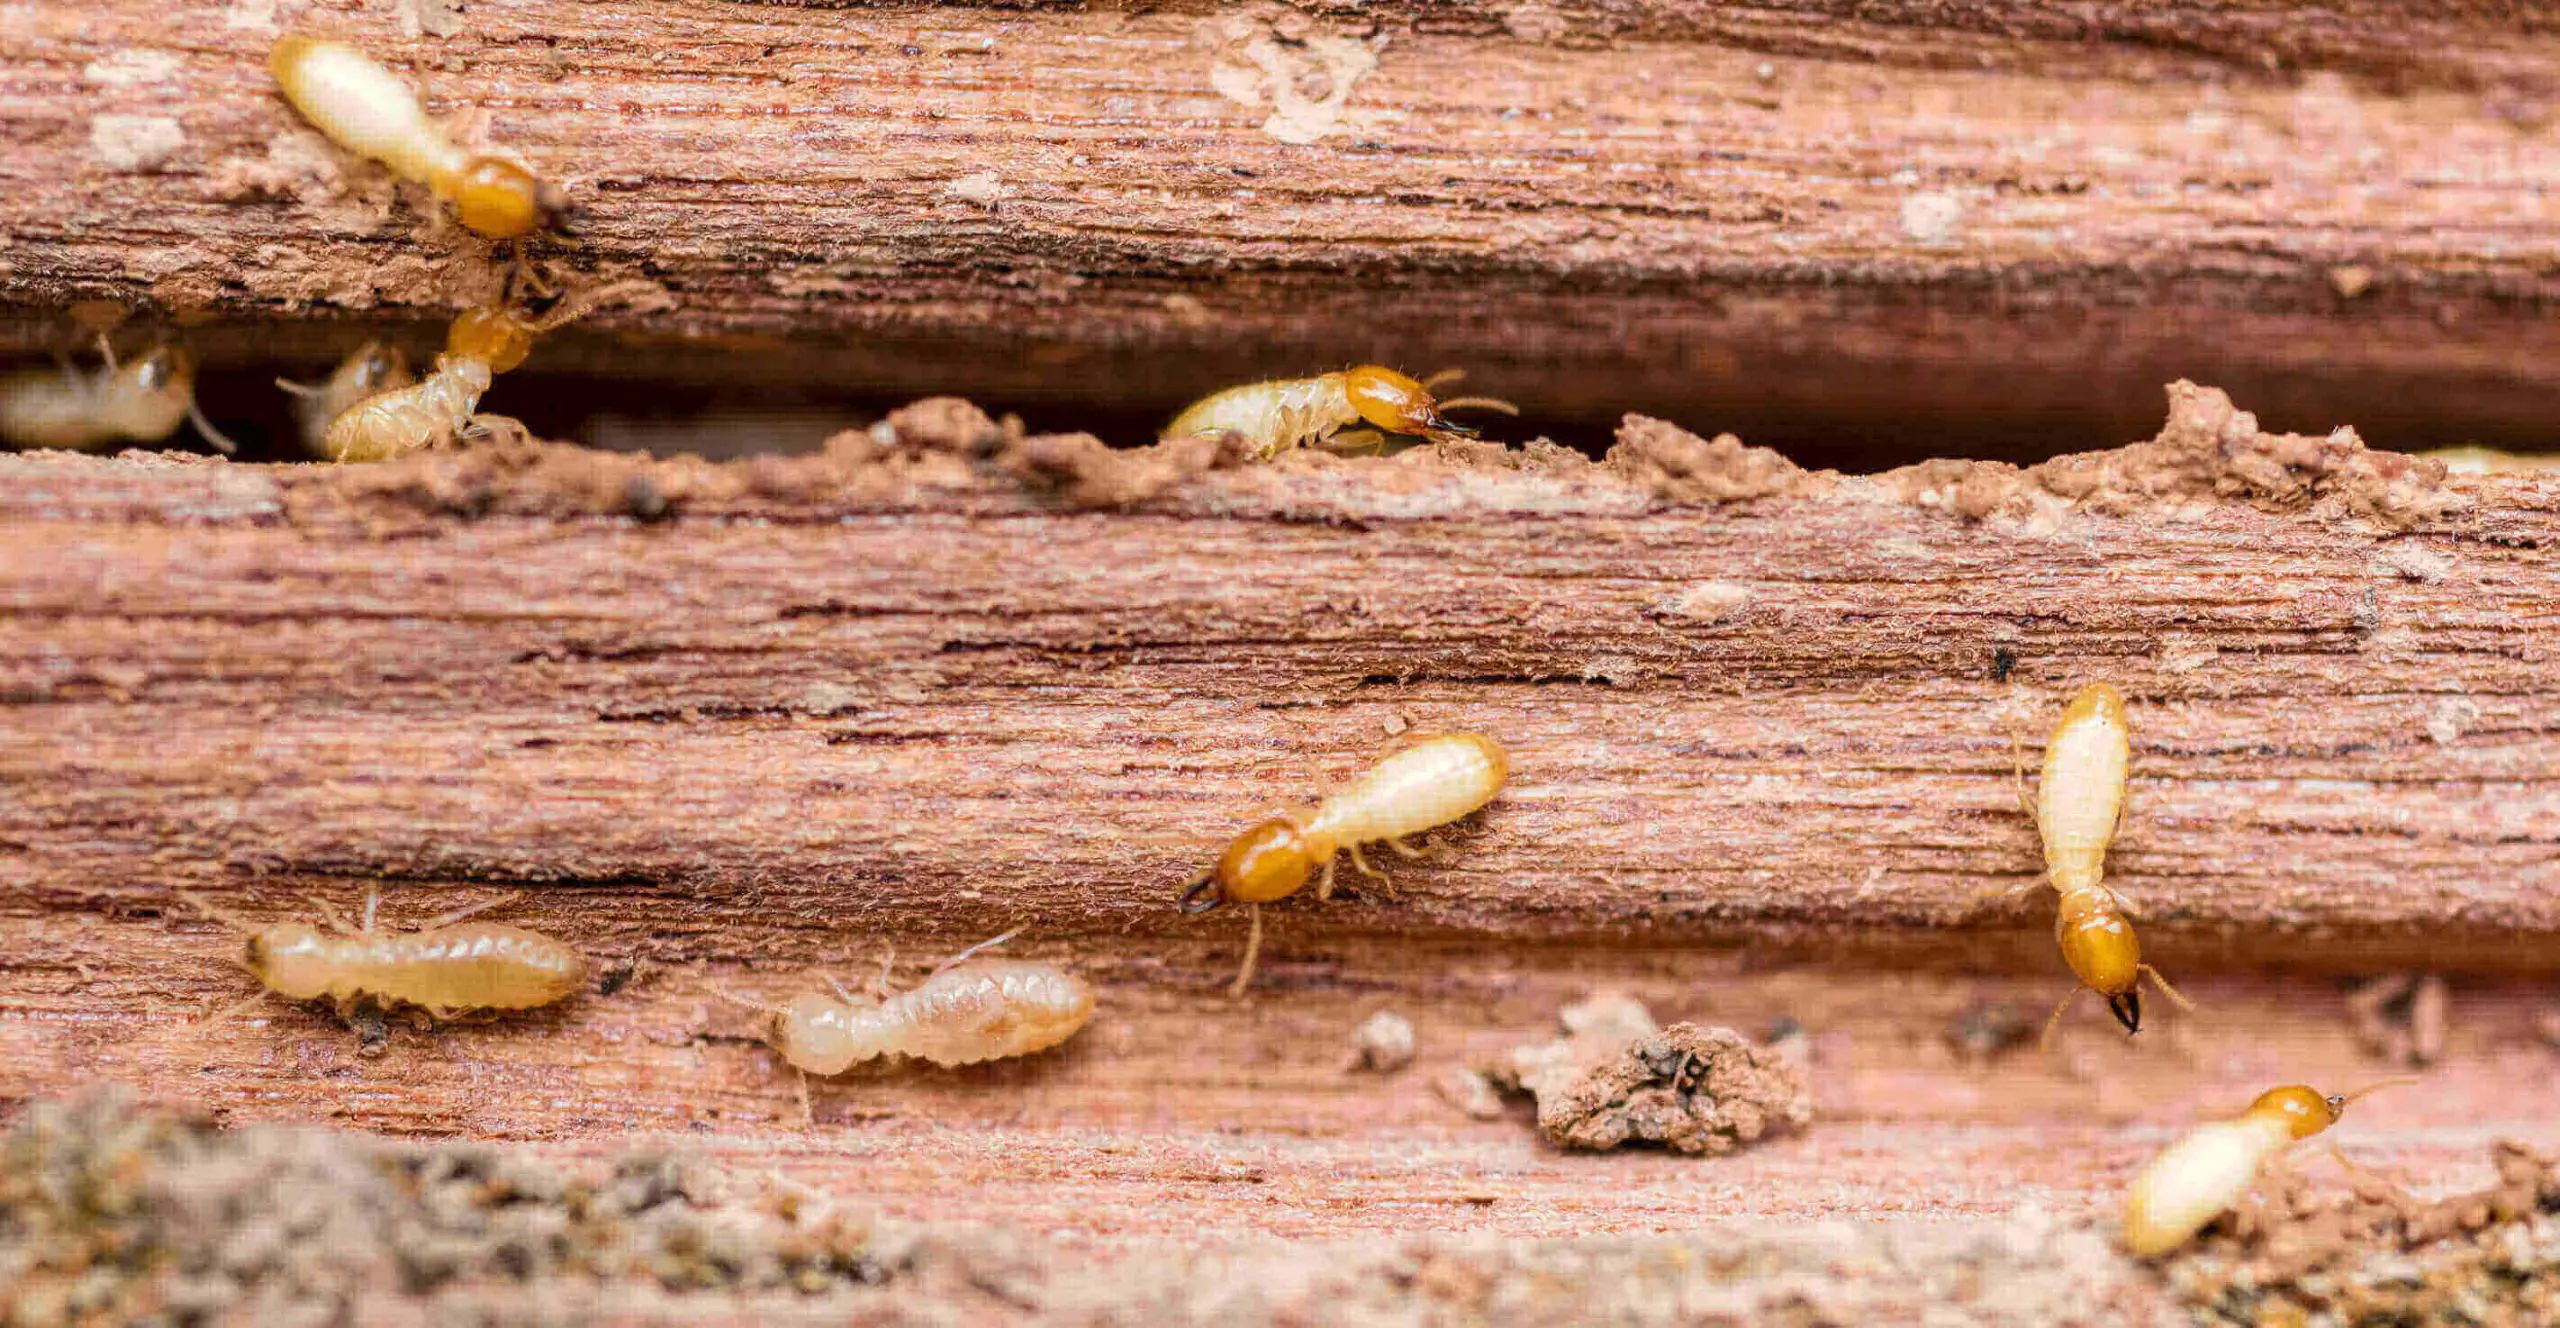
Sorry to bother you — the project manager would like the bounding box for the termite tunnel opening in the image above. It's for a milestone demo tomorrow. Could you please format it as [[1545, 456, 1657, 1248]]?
[[8, 292, 2558, 469]]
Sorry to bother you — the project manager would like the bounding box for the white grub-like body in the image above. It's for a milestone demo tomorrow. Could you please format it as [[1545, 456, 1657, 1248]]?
[[285, 342, 415, 456], [321, 355, 492, 462], [2418, 445, 2560, 475], [251, 920, 586, 1017], [2121, 1115, 2292, 1257], [271, 38, 467, 186], [1167, 374, 1358, 458], [1307, 732, 1510, 850], [2038, 682, 2131, 895], [1, 353, 192, 452], [772, 959, 1095, 1074]]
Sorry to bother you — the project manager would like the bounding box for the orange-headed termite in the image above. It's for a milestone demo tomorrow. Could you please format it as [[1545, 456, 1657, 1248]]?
[[1, 338, 235, 455], [181, 888, 584, 1021], [2006, 683, 2192, 1040], [268, 34, 557, 239], [1164, 367, 1518, 459], [2122, 1079, 2414, 1256], [319, 281, 648, 462], [279, 340, 415, 457], [1178, 731, 1508, 996]]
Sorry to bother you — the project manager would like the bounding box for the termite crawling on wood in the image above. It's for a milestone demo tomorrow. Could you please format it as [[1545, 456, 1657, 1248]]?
[[278, 340, 415, 457], [708, 931, 1095, 1118], [1, 338, 236, 455], [318, 281, 648, 462], [2008, 682, 2193, 1040], [2122, 1079, 2413, 1256], [268, 35, 560, 239], [180, 887, 584, 1022], [1178, 731, 1509, 996], [1164, 366, 1518, 459]]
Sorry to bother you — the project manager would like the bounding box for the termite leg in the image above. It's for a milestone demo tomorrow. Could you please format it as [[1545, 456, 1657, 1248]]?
[[92, 333, 119, 374], [1383, 836, 1425, 860], [1227, 904, 1264, 998], [420, 890, 525, 931], [796, 1069, 815, 1129], [2037, 986, 2082, 1052], [702, 982, 785, 1018], [2008, 718, 2037, 826], [196, 990, 274, 1027], [1315, 856, 1340, 901], [928, 928, 1023, 979], [1345, 843, 1387, 882], [821, 973, 862, 1005], [185, 396, 240, 456], [2139, 964, 2196, 1012], [173, 889, 260, 935], [362, 887, 381, 934], [1323, 428, 1391, 456], [2108, 887, 2145, 919]]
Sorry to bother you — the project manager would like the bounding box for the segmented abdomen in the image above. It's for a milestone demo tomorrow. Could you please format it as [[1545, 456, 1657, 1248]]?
[[1308, 732, 1508, 846], [322, 923, 585, 1011], [324, 359, 489, 462], [1165, 375, 1354, 457], [878, 960, 1096, 1066]]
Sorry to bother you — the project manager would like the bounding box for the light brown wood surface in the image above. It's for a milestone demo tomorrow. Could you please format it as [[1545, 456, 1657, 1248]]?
[[5, 2, 2560, 455]]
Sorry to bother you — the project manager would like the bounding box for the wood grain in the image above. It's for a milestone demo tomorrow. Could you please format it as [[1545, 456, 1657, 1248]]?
[[5, 2, 2560, 455]]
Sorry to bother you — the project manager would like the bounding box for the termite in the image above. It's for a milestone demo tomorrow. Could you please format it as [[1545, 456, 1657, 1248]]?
[[180, 887, 585, 1022], [2122, 1079, 2413, 1257], [269, 34, 558, 239], [1, 338, 236, 455], [2416, 445, 2560, 475], [1164, 367, 1518, 459], [278, 340, 415, 457], [318, 280, 649, 462], [1177, 731, 1508, 996], [2004, 682, 2193, 1040], [709, 931, 1095, 1117]]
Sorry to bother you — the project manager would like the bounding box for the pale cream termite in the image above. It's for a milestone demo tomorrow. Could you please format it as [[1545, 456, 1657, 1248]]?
[[181, 888, 584, 1021], [710, 931, 1095, 1117], [2009, 682, 2192, 1039], [2122, 1080, 2412, 1257], [1177, 731, 1509, 995], [1164, 366, 1518, 459], [268, 35, 557, 239], [278, 340, 415, 457], [320, 281, 651, 462], [1, 339, 236, 454]]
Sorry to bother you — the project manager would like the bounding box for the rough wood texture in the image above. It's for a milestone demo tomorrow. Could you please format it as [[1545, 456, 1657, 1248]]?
[[6, 2, 2560, 454], [3, 387, 2557, 1267]]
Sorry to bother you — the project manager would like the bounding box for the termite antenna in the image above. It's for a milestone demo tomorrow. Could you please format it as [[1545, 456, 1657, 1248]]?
[[185, 395, 240, 455], [2333, 1076, 2421, 1111], [1433, 395, 1520, 417], [525, 278, 661, 334], [2038, 986, 2081, 1053], [700, 981, 785, 1019], [1177, 876, 1226, 915], [2139, 964, 2196, 1012], [1226, 903, 1264, 999], [172, 889, 260, 936], [1419, 367, 1466, 391], [275, 375, 327, 399]]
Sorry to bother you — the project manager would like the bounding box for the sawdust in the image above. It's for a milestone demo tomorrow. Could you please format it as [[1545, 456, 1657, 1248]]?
[[1347, 1010, 1417, 1073], [2164, 1141, 2560, 1325], [1204, 12, 1386, 146], [1602, 415, 1815, 504], [1488, 992, 1813, 1155]]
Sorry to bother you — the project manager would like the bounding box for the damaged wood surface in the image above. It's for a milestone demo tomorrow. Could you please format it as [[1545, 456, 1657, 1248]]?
[[3, 384, 2558, 1250], [6, 3, 2560, 452]]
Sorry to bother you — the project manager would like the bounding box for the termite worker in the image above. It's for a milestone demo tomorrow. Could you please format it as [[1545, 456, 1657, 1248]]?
[[1, 338, 236, 455], [2415, 445, 2560, 475], [269, 34, 558, 239], [2122, 1080, 2411, 1256], [710, 931, 1094, 1119], [1178, 731, 1508, 995], [278, 340, 415, 457], [2010, 682, 2192, 1039], [181, 888, 584, 1022], [1164, 366, 1518, 459]]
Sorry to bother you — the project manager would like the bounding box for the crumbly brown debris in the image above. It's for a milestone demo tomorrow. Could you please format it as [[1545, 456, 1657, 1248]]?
[[1489, 992, 1812, 1154]]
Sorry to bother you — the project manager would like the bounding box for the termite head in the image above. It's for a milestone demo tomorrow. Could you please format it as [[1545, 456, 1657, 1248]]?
[[452, 157, 547, 239], [337, 341, 414, 398], [242, 923, 334, 1000], [109, 344, 198, 439], [1342, 365, 1516, 443], [446, 307, 538, 373], [2247, 1085, 2344, 1140], [1178, 817, 1324, 914], [2056, 907, 2142, 1032]]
